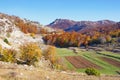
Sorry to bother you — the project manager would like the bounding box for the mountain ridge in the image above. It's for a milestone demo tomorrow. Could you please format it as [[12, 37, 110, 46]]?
[[48, 19, 117, 32]]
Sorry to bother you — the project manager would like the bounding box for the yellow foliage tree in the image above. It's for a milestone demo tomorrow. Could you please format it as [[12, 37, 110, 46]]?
[[19, 43, 42, 65], [44, 46, 58, 64], [0, 46, 17, 63]]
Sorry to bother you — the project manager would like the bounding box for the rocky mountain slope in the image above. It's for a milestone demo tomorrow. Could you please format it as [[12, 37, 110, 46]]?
[[0, 13, 45, 50], [0, 13, 57, 50], [48, 19, 116, 32]]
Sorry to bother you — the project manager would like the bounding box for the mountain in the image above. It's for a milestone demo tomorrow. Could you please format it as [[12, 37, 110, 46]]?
[[48, 19, 76, 29], [48, 19, 116, 32]]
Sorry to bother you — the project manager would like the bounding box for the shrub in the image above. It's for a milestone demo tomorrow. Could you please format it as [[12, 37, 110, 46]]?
[[43, 46, 67, 70], [85, 68, 100, 76], [30, 33, 35, 38], [4, 38, 10, 45], [44, 46, 58, 64], [0, 47, 17, 63], [19, 43, 42, 65]]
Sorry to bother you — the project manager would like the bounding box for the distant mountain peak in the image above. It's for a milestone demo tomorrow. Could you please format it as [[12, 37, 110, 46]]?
[[49, 18, 75, 25], [97, 20, 116, 25], [48, 19, 76, 29], [48, 19, 116, 32]]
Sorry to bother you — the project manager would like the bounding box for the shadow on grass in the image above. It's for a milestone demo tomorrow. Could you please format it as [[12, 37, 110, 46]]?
[[96, 52, 120, 60]]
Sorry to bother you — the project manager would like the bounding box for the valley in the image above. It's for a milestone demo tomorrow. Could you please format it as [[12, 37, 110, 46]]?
[[0, 13, 120, 80]]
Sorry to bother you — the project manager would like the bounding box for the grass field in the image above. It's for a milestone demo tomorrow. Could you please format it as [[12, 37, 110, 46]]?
[[56, 48, 120, 75]]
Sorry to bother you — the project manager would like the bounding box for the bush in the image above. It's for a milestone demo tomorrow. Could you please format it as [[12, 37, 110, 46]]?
[[4, 38, 10, 45], [30, 33, 35, 38], [85, 68, 100, 76], [43, 46, 67, 70], [0, 47, 17, 63], [19, 43, 42, 65], [43, 46, 58, 64]]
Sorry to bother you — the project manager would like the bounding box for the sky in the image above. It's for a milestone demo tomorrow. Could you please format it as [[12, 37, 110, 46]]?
[[0, 0, 120, 25]]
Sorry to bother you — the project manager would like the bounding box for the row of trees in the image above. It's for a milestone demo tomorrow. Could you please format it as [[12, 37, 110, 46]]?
[[44, 32, 90, 47], [43, 26, 120, 47]]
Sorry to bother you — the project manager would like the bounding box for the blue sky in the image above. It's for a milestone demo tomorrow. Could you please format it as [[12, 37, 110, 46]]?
[[0, 0, 120, 25]]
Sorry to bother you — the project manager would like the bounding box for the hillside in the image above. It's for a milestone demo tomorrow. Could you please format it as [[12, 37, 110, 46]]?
[[0, 61, 119, 80], [0, 13, 44, 50]]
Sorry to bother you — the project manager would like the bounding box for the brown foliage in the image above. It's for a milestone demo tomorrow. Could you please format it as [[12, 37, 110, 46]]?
[[43, 25, 120, 47], [15, 18, 37, 34]]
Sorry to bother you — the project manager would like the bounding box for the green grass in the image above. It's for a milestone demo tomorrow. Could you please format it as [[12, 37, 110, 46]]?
[[56, 48, 120, 75], [56, 48, 93, 56], [101, 51, 120, 57], [82, 53, 120, 75], [56, 48, 76, 56], [76, 69, 86, 73], [97, 51, 120, 61]]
